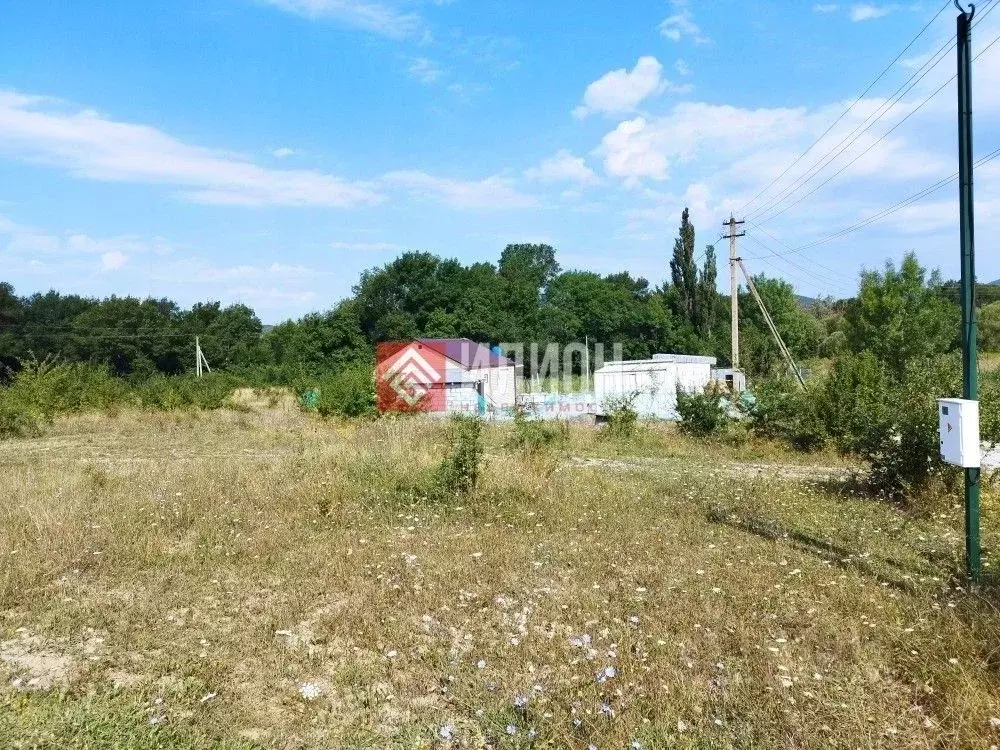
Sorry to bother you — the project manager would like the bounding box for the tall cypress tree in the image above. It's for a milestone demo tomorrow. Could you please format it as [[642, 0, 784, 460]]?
[[670, 208, 698, 322]]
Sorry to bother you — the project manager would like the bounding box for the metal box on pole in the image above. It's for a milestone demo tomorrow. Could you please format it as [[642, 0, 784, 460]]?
[[937, 398, 980, 469]]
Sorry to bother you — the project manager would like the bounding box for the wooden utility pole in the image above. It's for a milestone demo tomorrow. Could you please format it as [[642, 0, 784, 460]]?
[[724, 216, 746, 369]]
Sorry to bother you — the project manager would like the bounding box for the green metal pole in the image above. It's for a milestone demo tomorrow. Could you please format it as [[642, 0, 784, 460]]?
[[957, 5, 980, 583]]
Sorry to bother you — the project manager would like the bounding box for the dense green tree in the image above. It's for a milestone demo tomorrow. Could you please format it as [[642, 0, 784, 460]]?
[[179, 302, 263, 371], [69, 297, 183, 376], [844, 252, 958, 374], [979, 301, 1000, 351], [739, 276, 824, 378]]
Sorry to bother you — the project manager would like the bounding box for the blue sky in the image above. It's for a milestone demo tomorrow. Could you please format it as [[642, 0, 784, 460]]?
[[1, 0, 998, 321]]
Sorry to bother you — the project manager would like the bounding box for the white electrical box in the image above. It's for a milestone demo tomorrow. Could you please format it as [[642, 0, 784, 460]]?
[[937, 398, 980, 468]]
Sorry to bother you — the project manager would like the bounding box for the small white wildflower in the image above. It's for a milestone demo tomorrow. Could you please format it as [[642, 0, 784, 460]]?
[[948, 657, 959, 665], [990, 716, 1000, 728], [514, 694, 530, 709], [600, 702, 614, 718], [677, 719, 688, 732], [477, 659, 487, 669], [439, 725, 455, 740], [628, 615, 640, 625], [298, 682, 322, 701], [386, 650, 398, 659], [506, 724, 517, 735]]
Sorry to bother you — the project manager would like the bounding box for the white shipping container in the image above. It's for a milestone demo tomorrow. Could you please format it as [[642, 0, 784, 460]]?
[[594, 355, 717, 420]]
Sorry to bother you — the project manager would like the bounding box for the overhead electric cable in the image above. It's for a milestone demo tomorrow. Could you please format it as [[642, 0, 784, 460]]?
[[738, 0, 954, 217]]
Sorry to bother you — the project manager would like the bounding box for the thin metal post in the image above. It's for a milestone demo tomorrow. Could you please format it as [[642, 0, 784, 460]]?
[[957, 4, 980, 583]]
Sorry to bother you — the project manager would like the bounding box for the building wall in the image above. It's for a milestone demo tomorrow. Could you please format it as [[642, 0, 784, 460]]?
[[440, 362, 518, 417]]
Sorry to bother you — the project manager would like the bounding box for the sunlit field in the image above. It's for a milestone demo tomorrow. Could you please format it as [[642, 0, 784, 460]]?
[[2, 396, 1000, 749]]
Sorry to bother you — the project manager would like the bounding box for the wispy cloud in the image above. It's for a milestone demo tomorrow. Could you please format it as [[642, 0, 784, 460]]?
[[407, 56, 445, 84], [257, 0, 423, 39], [813, 3, 839, 13], [658, 0, 710, 44], [849, 3, 895, 21], [381, 170, 538, 209], [330, 240, 404, 251], [524, 150, 599, 186], [0, 91, 381, 208], [0, 216, 171, 276]]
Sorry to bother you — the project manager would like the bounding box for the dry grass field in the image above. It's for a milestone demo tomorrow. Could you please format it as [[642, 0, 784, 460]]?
[[2, 395, 1000, 748]]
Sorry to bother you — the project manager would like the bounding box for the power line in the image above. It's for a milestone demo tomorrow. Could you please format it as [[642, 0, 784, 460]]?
[[753, 17, 1000, 227], [745, 221, 857, 281], [743, 233, 857, 296], [753, 145, 1000, 259], [750, 35, 957, 223], [738, 0, 954, 217], [749, 0, 998, 224]]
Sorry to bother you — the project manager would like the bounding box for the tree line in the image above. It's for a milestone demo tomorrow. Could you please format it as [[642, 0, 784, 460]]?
[[0, 208, 983, 385]]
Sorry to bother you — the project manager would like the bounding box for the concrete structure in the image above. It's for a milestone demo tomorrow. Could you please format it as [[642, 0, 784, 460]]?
[[711, 367, 747, 393], [594, 354, 718, 420], [416, 339, 518, 417]]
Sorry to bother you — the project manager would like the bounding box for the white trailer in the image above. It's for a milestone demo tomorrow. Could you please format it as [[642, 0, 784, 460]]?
[[594, 354, 717, 420]]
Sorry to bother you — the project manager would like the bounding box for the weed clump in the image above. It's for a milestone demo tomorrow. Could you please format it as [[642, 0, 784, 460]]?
[[601, 393, 639, 440], [433, 415, 485, 498], [508, 407, 569, 455]]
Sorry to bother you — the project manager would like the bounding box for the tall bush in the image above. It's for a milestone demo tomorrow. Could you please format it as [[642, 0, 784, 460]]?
[[676, 387, 729, 437], [435, 415, 484, 497], [313, 366, 376, 418]]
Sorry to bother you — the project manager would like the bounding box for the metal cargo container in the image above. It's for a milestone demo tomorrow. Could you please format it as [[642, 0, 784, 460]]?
[[594, 354, 717, 420]]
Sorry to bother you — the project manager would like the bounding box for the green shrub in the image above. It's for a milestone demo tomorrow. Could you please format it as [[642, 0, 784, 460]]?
[[749, 380, 826, 451], [0, 362, 133, 419], [676, 387, 729, 437], [0, 401, 43, 439], [313, 366, 375, 418], [509, 407, 569, 455], [602, 393, 639, 440], [434, 415, 484, 497], [820, 353, 959, 498], [134, 373, 239, 410]]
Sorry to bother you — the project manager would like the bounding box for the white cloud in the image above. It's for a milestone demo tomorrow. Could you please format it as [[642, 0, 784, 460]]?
[[813, 3, 839, 13], [258, 0, 423, 38], [0, 91, 381, 208], [272, 147, 296, 158], [330, 240, 404, 251], [100, 251, 128, 271], [675, 59, 691, 76], [407, 57, 444, 85], [381, 170, 538, 209], [597, 103, 813, 184], [524, 150, 599, 186], [658, 0, 709, 44], [0, 217, 173, 276], [849, 3, 894, 21], [574, 57, 678, 119]]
